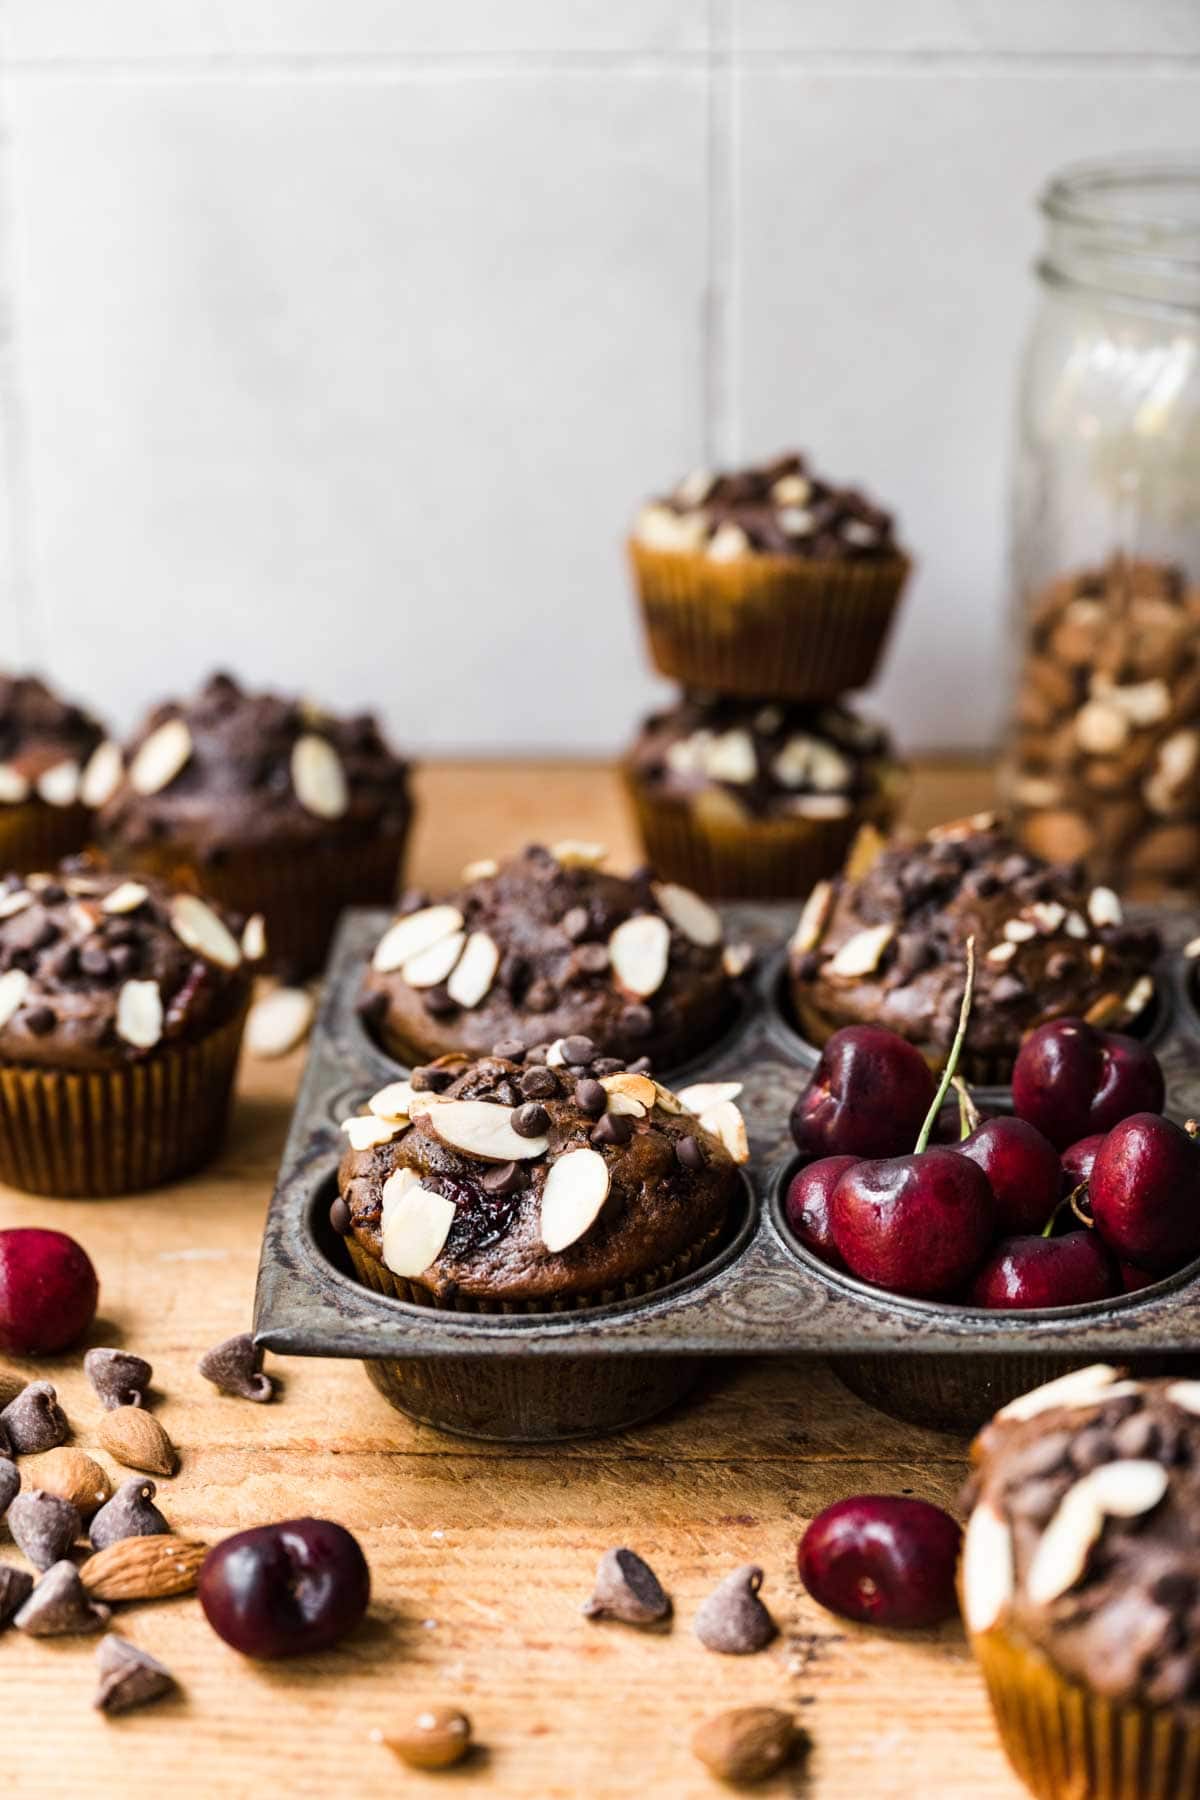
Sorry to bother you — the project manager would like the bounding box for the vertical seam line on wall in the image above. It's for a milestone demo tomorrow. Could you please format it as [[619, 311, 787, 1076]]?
[[704, 0, 737, 466]]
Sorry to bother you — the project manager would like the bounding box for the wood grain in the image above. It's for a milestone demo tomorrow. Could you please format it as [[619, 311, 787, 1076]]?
[[1, 759, 1022, 1800]]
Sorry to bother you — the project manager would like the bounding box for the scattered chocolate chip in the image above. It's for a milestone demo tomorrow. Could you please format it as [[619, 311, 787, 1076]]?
[[591, 1057, 625, 1078], [492, 1078, 520, 1107], [84, 1347, 153, 1412], [627, 1055, 653, 1074], [22, 1005, 56, 1036], [675, 1135, 705, 1171], [329, 1195, 352, 1236], [94, 1635, 177, 1715], [582, 1547, 672, 1626], [693, 1564, 778, 1655], [0, 1563, 33, 1629], [481, 1161, 524, 1198], [0, 1382, 68, 1455], [574, 1078, 607, 1119], [524, 978, 557, 1013], [7, 1490, 81, 1569], [560, 1035, 596, 1066], [519, 1067, 558, 1101], [89, 1478, 170, 1551], [512, 1102, 550, 1139], [0, 1458, 19, 1517], [490, 1038, 526, 1063], [15, 1561, 110, 1636], [198, 1333, 275, 1404], [591, 1113, 634, 1149]]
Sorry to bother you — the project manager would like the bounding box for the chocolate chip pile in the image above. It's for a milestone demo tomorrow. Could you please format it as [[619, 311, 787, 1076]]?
[[634, 452, 898, 563], [628, 694, 895, 822], [1009, 557, 1200, 892], [0, 675, 104, 807], [963, 1366, 1200, 1709], [0, 859, 255, 1071], [789, 814, 1160, 1062]]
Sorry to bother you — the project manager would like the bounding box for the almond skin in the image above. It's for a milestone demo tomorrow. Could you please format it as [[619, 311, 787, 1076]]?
[[25, 1448, 113, 1518], [78, 1535, 206, 1601], [98, 1407, 178, 1478]]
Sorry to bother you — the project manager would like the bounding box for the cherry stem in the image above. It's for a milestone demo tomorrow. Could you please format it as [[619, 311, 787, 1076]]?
[[914, 935, 976, 1157], [953, 1076, 981, 1141], [1041, 1188, 1092, 1238]]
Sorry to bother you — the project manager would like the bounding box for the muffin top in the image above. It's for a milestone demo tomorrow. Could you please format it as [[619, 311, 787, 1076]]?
[[627, 694, 898, 823], [0, 857, 255, 1072], [632, 451, 901, 564], [336, 1044, 746, 1305], [0, 674, 106, 810], [361, 843, 741, 1070], [788, 813, 1159, 1060], [962, 1365, 1200, 1712], [97, 671, 411, 860]]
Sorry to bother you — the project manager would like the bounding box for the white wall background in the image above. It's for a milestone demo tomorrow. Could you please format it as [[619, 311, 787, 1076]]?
[[3, 3, 1199, 756]]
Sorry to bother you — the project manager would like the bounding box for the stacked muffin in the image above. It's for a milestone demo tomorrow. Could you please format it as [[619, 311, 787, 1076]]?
[[623, 452, 911, 897]]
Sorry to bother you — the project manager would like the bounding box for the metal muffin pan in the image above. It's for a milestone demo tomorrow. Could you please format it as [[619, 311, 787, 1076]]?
[[253, 904, 1200, 1440]]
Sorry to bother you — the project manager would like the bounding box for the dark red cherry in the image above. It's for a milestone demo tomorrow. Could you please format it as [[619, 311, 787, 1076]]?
[[1120, 1261, 1158, 1293], [798, 1495, 961, 1628], [1011, 1019, 1164, 1152], [829, 1150, 995, 1299], [790, 1026, 937, 1161], [199, 1518, 370, 1659], [1089, 1114, 1200, 1273], [0, 1228, 99, 1356], [954, 1117, 1060, 1235], [968, 1230, 1117, 1309], [1061, 1133, 1106, 1195], [784, 1156, 858, 1267]]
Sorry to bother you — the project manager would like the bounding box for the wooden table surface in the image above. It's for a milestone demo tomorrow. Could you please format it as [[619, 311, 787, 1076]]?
[[2, 758, 1027, 1800]]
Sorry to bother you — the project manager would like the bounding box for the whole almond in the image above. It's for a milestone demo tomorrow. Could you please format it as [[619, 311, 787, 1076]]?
[[26, 1448, 113, 1518], [78, 1535, 206, 1602], [692, 1707, 804, 1785], [98, 1407, 178, 1477]]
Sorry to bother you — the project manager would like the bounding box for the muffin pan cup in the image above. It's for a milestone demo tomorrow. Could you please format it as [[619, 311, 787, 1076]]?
[[253, 905, 1200, 1441]]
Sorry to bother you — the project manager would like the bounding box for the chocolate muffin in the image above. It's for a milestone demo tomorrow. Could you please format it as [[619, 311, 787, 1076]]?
[[361, 843, 741, 1072], [0, 674, 108, 873], [623, 694, 904, 898], [628, 451, 911, 699], [336, 1044, 747, 1310], [787, 812, 1160, 1082], [962, 1365, 1200, 1799], [98, 671, 412, 976], [0, 856, 254, 1194]]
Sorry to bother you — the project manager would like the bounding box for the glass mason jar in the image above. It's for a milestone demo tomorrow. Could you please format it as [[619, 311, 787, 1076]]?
[[1004, 158, 1200, 897]]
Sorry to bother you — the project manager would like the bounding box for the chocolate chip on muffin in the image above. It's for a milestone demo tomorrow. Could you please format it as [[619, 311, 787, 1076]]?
[[98, 671, 412, 975], [362, 844, 739, 1071], [336, 1045, 747, 1309], [788, 813, 1160, 1081]]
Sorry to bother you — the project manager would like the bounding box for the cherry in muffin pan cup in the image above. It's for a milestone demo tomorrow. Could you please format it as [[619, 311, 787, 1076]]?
[[253, 904, 1200, 1442], [628, 539, 911, 701]]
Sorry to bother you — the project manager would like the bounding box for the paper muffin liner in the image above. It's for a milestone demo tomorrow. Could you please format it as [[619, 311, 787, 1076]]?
[[0, 801, 93, 875], [628, 538, 911, 701], [0, 996, 249, 1197], [623, 766, 899, 900], [969, 1621, 1200, 1800], [344, 1220, 725, 1315], [114, 829, 410, 977]]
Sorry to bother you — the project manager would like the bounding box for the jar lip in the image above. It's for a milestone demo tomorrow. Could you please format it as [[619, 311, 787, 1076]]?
[[1042, 156, 1200, 258]]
